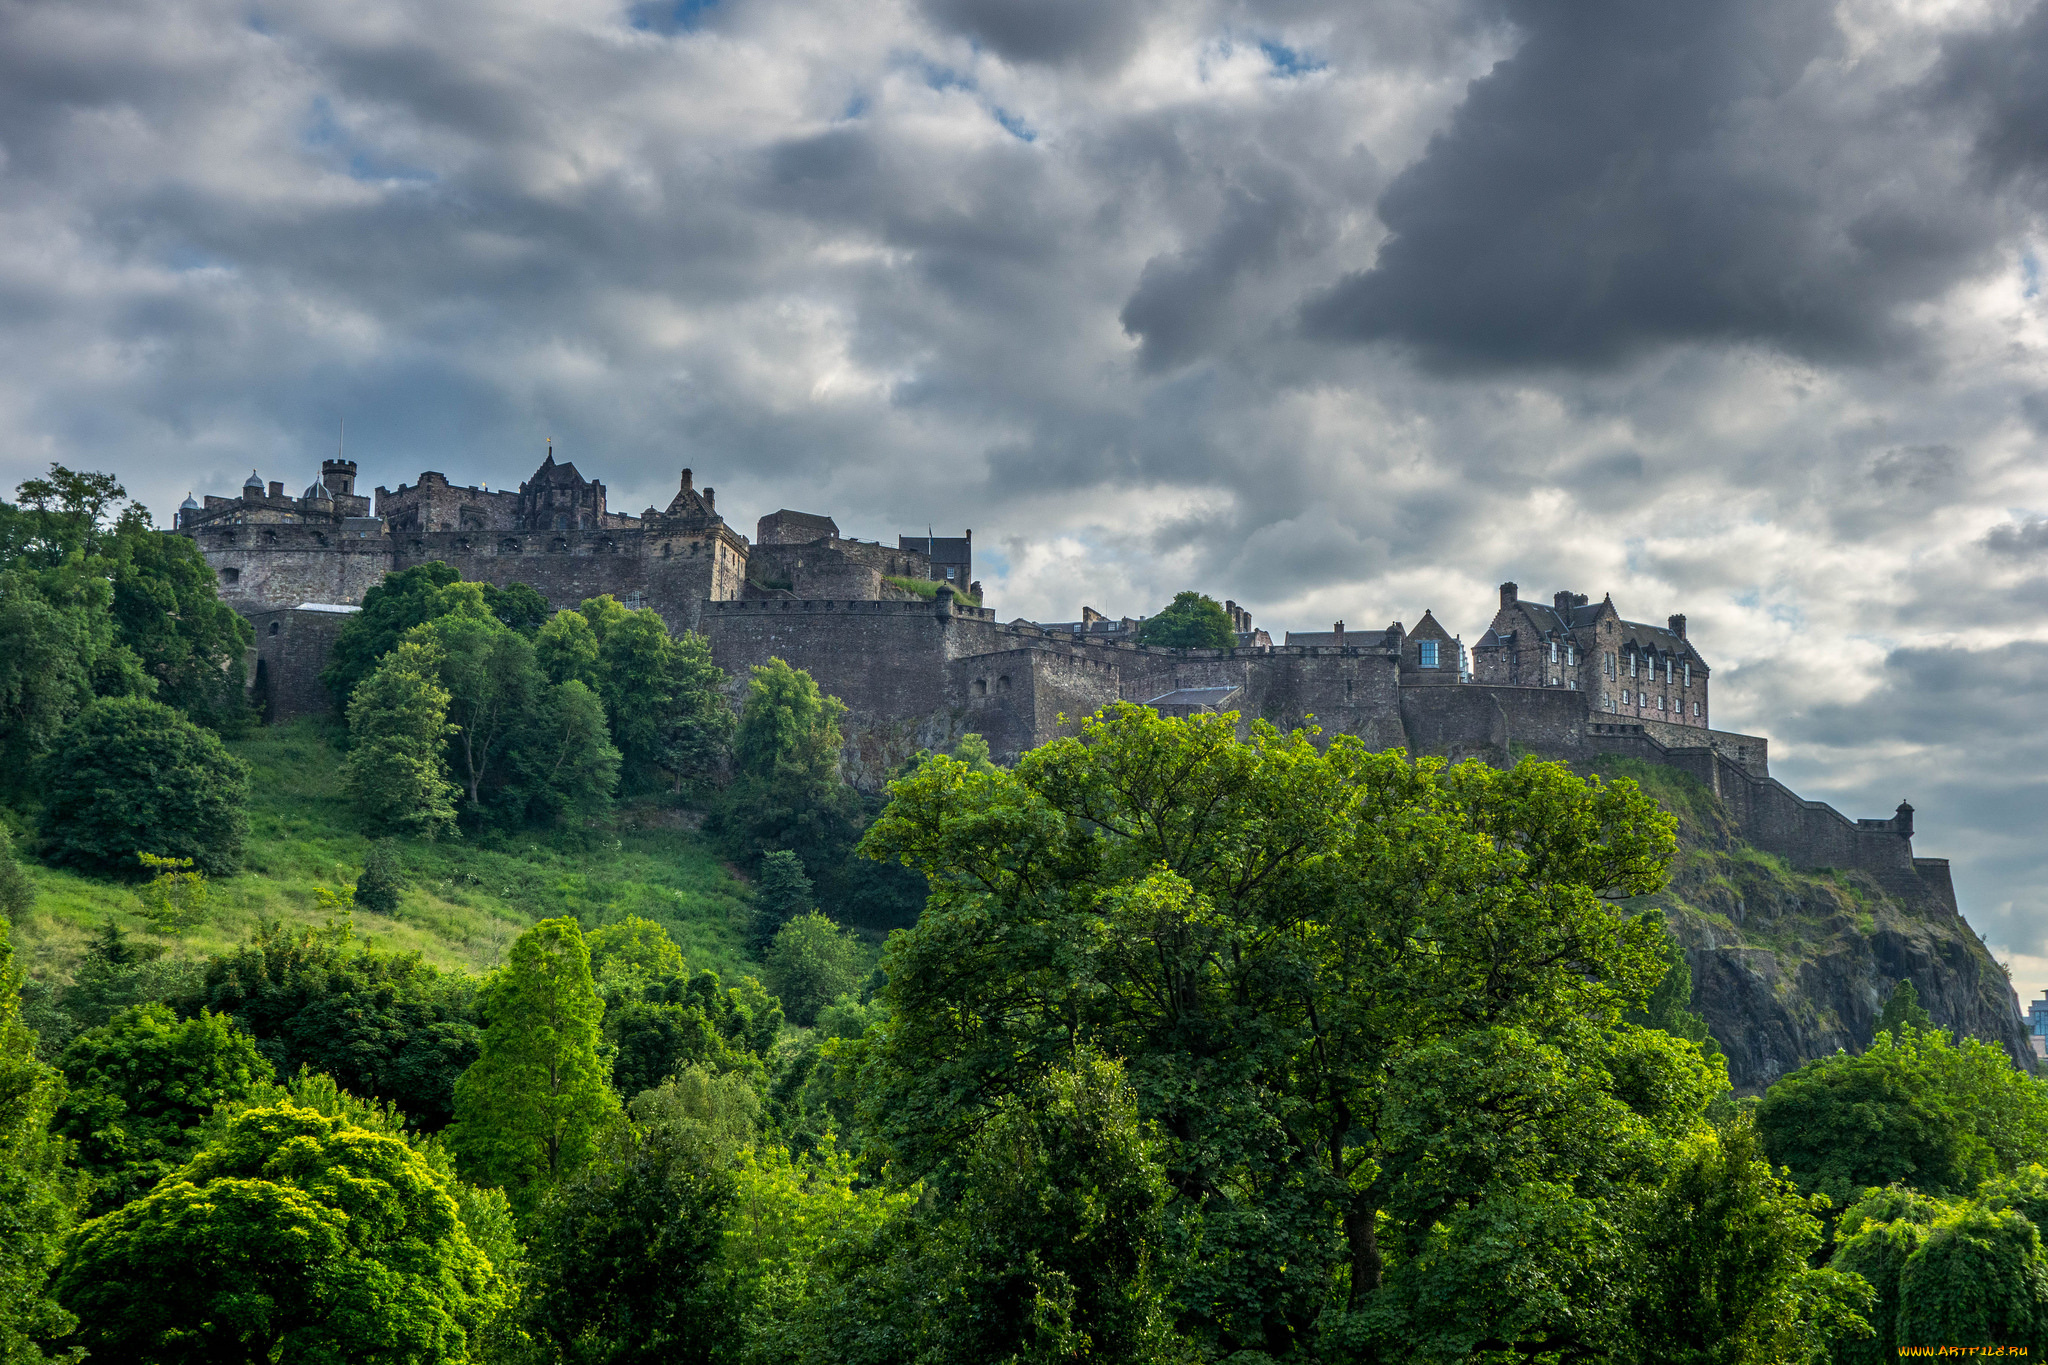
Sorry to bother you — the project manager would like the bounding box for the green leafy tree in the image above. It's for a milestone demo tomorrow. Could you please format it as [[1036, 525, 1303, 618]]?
[[857, 704, 1734, 1358], [0, 827, 33, 923], [764, 912, 868, 1027], [536, 608, 603, 690], [355, 839, 406, 916], [0, 562, 145, 795], [507, 678, 621, 827], [1876, 978, 1934, 1041], [52, 1002, 273, 1214], [424, 604, 542, 810], [25, 922, 195, 1058], [520, 1118, 740, 1365], [1757, 1027, 2048, 1206], [482, 580, 553, 637], [1622, 1115, 1873, 1363], [181, 918, 481, 1132], [10, 465, 139, 563], [344, 637, 461, 838], [1133, 590, 1236, 648], [588, 916, 686, 984], [1626, 917, 1718, 1054], [0, 917, 84, 1362], [655, 628, 736, 795], [104, 523, 254, 731], [37, 696, 250, 876], [926, 1052, 1185, 1364], [714, 659, 859, 872], [54, 1103, 501, 1365], [450, 918, 620, 1218], [752, 849, 815, 949], [1830, 1185, 1955, 1364], [1898, 1205, 2048, 1349], [321, 560, 462, 708]]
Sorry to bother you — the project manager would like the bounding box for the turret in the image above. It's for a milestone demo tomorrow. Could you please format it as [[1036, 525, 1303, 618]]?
[[322, 458, 357, 497]]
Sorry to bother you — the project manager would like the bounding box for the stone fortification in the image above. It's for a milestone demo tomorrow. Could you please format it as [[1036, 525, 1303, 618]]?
[[174, 452, 1971, 915]]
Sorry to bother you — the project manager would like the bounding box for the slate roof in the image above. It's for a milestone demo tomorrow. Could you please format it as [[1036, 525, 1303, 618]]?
[[1283, 629, 1394, 648], [765, 509, 840, 540], [524, 453, 589, 487]]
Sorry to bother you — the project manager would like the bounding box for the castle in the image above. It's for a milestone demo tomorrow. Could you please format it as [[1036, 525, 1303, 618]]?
[[176, 451, 1948, 910]]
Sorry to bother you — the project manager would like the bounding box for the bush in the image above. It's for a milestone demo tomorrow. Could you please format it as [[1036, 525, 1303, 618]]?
[[354, 840, 405, 915], [37, 696, 250, 876]]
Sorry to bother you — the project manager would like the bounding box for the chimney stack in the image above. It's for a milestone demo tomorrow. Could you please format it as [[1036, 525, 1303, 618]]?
[[1333, 621, 1345, 646], [267, 481, 284, 500], [703, 487, 715, 510], [679, 468, 693, 492], [1500, 581, 1518, 608], [1553, 589, 1575, 612], [1668, 613, 1687, 639]]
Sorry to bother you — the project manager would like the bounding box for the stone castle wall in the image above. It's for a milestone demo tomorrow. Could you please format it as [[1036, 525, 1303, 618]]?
[[203, 526, 394, 614], [247, 603, 361, 722], [390, 526, 745, 632]]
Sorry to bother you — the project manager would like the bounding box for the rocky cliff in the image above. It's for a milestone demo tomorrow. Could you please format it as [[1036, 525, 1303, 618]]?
[[1591, 756, 2031, 1093]]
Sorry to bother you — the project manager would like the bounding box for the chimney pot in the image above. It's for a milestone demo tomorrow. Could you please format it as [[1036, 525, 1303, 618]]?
[[1500, 581, 1518, 607], [1668, 613, 1687, 639]]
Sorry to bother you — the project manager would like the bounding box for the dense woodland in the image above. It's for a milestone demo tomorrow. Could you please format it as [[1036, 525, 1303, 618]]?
[[6, 467, 2048, 1361]]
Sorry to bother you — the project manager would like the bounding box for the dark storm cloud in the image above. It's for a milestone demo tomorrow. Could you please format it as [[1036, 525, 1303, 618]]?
[[918, 0, 1155, 71], [1300, 0, 2000, 369], [1934, 0, 2048, 187]]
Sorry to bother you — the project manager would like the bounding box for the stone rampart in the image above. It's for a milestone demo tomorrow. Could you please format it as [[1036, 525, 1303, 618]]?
[[201, 526, 393, 611], [247, 603, 360, 721], [392, 528, 744, 631]]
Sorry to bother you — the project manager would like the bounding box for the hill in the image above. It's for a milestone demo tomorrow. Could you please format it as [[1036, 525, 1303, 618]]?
[[1594, 754, 2032, 1092], [8, 719, 761, 1024]]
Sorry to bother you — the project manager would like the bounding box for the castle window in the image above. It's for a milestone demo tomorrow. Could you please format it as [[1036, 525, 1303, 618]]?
[[1657, 695, 1666, 710], [1565, 646, 1575, 666], [1693, 701, 1701, 716], [974, 678, 986, 696], [1621, 690, 1630, 705], [268, 621, 280, 635], [1683, 663, 1691, 687], [1419, 640, 1439, 668], [220, 567, 240, 584], [1629, 653, 1638, 678], [1605, 652, 1615, 677], [1549, 640, 1557, 664], [663, 543, 672, 558], [999, 675, 1011, 690]]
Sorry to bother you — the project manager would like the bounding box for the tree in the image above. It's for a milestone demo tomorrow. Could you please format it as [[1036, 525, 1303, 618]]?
[[424, 606, 543, 811], [53, 1103, 501, 1365], [37, 696, 250, 876], [482, 580, 552, 637], [752, 849, 815, 949], [11, 464, 138, 563], [925, 1052, 1185, 1364], [344, 637, 461, 838], [713, 659, 859, 873], [1896, 1205, 2048, 1349], [1626, 917, 1718, 1054], [52, 1002, 274, 1214], [0, 562, 146, 795], [536, 608, 603, 690], [588, 916, 686, 984], [765, 912, 868, 1027], [181, 918, 481, 1133], [1621, 1114, 1873, 1363], [355, 839, 406, 916], [506, 678, 620, 827], [1756, 1027, 2048, 1206], [104, 524, 253, 731], [0, 917, 83, 1362], [857, 704, 1730, 1358], [1876, 977, 1934, 1041], [135, 852, 210, 934], [321, 560, 462, 708], [521, 1118, 740, 1365], [450, 918, 620, 1218], [1133, 590, 1236, 649]]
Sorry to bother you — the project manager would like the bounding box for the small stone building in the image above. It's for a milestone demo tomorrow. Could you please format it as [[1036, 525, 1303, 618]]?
[[1470, 582, 1710, 729]]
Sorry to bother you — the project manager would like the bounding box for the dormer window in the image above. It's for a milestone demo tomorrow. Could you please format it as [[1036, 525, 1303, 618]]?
[[1548, 640, 1558, 664], [1629, 652, 1638, 678], [1419, 640, 1439, 668]]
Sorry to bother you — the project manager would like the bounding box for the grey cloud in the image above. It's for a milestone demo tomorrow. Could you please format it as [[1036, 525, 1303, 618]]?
[[1986, 518, 2048, 558], [1933, 0, 2048, 187], [1301, 0, 1999, 368], [918, 0, 1155, 71]]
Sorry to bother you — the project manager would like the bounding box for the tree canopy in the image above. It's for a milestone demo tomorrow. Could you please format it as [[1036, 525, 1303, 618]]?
[[54, 1103, 500, 1365], [37, 696, 250, 876], [1133, 590, 1237, 648]]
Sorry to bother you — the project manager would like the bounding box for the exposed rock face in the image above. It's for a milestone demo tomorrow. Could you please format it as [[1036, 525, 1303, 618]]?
[[1605, 759, 2032, 1093]]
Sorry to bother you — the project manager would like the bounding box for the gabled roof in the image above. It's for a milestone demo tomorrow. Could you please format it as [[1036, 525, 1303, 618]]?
[[524, 452, 589, 488]]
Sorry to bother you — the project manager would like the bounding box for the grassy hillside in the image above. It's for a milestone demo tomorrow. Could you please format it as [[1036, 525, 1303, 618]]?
[[10, 720, 761, 993]]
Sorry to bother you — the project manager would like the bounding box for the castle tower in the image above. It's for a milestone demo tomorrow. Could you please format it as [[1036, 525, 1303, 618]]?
[[322, 459, 357, 497]]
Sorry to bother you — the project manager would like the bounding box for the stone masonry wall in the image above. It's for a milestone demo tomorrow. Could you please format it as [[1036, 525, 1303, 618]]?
[[391, 527, 745, 632], [248, 604, 360, 721], [200, 527, 394, 610]]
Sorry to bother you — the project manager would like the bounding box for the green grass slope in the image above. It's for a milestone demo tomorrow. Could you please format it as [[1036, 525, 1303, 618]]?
[[11, 720, 759, 992]]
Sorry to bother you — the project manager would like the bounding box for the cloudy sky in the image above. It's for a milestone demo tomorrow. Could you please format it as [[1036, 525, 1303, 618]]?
[[4, 0, 2047, 998]]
